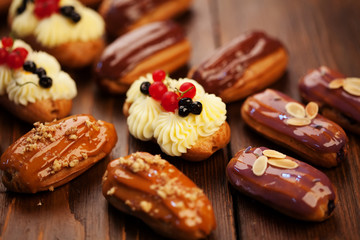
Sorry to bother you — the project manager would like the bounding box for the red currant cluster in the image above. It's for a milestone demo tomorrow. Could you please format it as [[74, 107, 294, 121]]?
[[140, 70, 203, 116], [0, 37, 29, 69]]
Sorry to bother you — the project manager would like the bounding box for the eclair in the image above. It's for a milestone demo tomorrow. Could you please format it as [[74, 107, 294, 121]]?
[[188, 31, 288, 103], [102, 152, 216, 239], [123, 71, 230, 161], [299, 66, 360, 135], [0, 114, 117, 193], [0, 37, 77, 123], [99, 0, 192, 36], [241, 89, 348, 168], [95, 21, 191, 94], [9, 0, 105, 68], [227, 147, 337, 221]]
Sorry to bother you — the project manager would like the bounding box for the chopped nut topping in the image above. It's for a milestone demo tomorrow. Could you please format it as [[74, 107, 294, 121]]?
[[49, 186, 54, 191], [81, 152, 88, 160], [140, 201, 152, 213], [69, 159, 79, 167], [107, 187, 116, 196], [52, 160, 62, 172], [252, 155, 268, 176], [68, 134, 78, 140], [65, 127, 77, 136], [263, 149, 286, 159]]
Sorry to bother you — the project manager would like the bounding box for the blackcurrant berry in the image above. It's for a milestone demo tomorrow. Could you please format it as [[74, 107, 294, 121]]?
[[140, 81, 151, 95], [70, 12, 81, 23], [23, 61, 37, 73], [178, 97, 192, 108], [178, 105, 190, 117], [35, 67, 47, 78], [60, 6, 75, 17], [190, 101, 202, 115], [39, 77, 53, 88]]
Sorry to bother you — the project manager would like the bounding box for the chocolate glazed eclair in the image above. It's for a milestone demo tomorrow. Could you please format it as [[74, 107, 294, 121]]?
[[227, 147, 337, 221], [299, 66, 360, 135], [241, 89, 348, 168], [95, 21, 191, 94], [188, 31, 288, 103]]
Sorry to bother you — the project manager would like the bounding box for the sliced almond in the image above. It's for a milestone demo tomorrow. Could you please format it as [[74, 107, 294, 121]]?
[[305, 102, 318, 119], [262, 149, 286, 159], [328, 78, 344, 89], [285, 102, 306, 118], [286, 117, 311, 126], [252, 156, 268, 176], [343, 78, 360, 96], [268, 159, 299, 169]]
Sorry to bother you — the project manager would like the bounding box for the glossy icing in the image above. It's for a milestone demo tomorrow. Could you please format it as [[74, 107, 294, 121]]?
[[243, 89, 347, 153], [191, 31, 283, 95], [299, 66, 360, 123], [226, 147, 337, 221], [95, 21, 185, 80]]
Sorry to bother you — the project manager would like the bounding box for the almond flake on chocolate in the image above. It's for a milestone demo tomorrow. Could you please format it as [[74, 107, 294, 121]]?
[[285, 102, 306, 118], [343, 78, 360, 96], [328, 78, 344, 89], [263, 149, 286, 159], [286, 117, 311, 126], [252, 155, 268, 176], [305, 102, 318, 119], [268, 158, 299, 169]]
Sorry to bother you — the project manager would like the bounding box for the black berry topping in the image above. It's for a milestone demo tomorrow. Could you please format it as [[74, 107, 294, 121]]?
[[178, 105, 190, 117], [17, 0, 33, 15], [178, 97, 192, 108], [70, 12, 81, 23], [140, 81, 151, 95], [23, 61, 37, 73], [39, 76, 53, 88], [60, 5, 81, 23], [35, 67, 47, 78], [190, 101, 202, 115]]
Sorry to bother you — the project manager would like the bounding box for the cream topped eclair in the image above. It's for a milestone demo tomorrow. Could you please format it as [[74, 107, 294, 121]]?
[[0, 37, 77, 123], [9, 0, 105, 68], [123, 71, 230, 161]]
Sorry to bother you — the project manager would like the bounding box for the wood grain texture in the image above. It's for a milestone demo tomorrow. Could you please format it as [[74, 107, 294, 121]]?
[[0, 0, 359, 239]]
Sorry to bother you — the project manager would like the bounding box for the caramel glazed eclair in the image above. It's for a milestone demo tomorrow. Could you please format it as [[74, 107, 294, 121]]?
[[227, 147, 337, 221], [0, 114, 117, 193], [241, 89, 348, 168], [102, 152, 216, 239], [123, 73, 231, 161], [299, 66, 360, 135], [99, 0, 192, 36], [95, 21, 191, 94], [188, 31, 288, 103]]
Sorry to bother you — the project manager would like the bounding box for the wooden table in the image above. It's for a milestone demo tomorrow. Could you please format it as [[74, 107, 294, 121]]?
[[0, 0, 360, 239]]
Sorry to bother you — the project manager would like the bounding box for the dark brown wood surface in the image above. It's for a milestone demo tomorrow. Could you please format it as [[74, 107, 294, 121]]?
[[0, 0, 360, 239]]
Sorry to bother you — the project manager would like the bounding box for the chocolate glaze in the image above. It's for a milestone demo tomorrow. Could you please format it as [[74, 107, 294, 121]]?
[[103, 0, 167, 36], [243, 89, 347, 153], [95, 21, 185, 80], [190, 31, 283, 95], [0, 114, 117, 193], [102, 152, 216, 236], [299, 66, 360, 123], [226, 147, 337, 221]]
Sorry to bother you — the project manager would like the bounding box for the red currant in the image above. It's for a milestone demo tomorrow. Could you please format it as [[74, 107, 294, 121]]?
[[13, 47, 28, 61], [34, 0, 60, 19], [0, 48, 8, 65], [152, 70, 166, 82], [7, 52, 24, 69], [161, 91, 179, 112], [149, 81, 167, 101], [1, 37, 13, 48], [179, 82, 196, 99]]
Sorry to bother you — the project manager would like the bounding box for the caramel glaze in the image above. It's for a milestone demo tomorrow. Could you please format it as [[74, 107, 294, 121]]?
[[95, 21, 185, 80], [299, 66, 360, 123], [102, 152, 216, 239], [226, 147, 337, 221], [243, 89, 347, 154], [0, 114, 117, 193], [190, 31, 283, 95], [103, 0, 167, 36]]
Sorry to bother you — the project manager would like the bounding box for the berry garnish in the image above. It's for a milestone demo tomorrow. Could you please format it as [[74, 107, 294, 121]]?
[[70, 12, 81, 23], [1, 37, 13, 48], [13, 47, 28, 60], [7, 51, 24, 69], [152, 70, 166, 82], [23, 61, 37, 73], [59, 6, 74, 17], [179, 82, 196, 99], [178, 97, 192, 107], [34, 0, 60, 19], [161, 91, 178, 112], [140, 81, 151, 95], [35, 67, 47, 77], [149, 81, 167, 101], [0, 48, 8, 65], [39, 76, 53, 88], [190, 101, 202, 115], [178, 105, 190, 117]]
